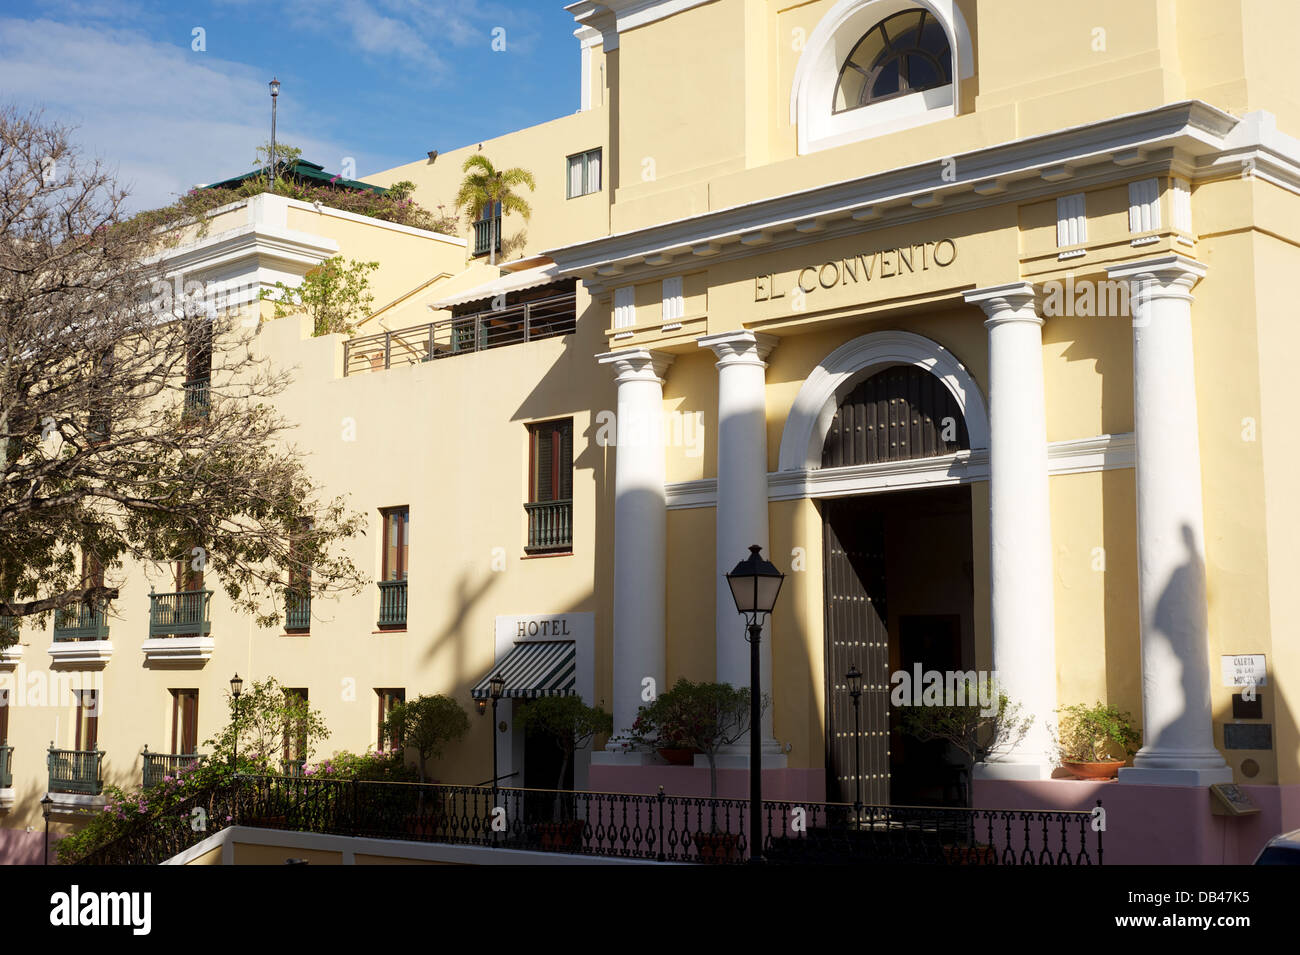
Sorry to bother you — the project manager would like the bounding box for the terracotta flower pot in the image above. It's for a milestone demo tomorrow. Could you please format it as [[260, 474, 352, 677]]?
[[693, 831, 742, 864], [1062, 759, 1125, 780], [657, 748, 698, 765], [537, 820, 585, 850]]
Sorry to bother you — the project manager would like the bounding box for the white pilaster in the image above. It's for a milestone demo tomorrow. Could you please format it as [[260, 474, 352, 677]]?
[[698, 330, 784, 759], [594, 347, 674, 757], [1107, 255, 1231, 786], [964, 283, 1057, 779]]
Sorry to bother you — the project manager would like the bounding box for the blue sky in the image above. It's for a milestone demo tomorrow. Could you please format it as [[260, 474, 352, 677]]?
[[0, 0, 584, 211]]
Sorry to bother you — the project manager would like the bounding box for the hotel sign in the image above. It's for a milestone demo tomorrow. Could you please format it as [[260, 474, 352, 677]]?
[[754, 238, 958, 302]]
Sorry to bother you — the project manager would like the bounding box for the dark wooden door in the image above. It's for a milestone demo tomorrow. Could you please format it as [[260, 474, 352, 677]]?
[[822, 498, 889, 806]]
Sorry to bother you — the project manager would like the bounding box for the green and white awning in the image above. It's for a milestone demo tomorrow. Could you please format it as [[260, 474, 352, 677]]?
[[472, 641, 575, 699]]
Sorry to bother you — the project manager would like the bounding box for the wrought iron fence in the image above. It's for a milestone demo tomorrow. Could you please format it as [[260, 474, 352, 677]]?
[[53, 603, 110, 641], [75, 781, 242, 866], [148, 589, 211, 637], [0, 744, 12, 789], [525, 499, 573, 552], [342, 292, 577, 376], [70, 774, 1103, 866], [48, 747, 103, 796], [141, 751, 202, 790], [377, 579, 407, 628]]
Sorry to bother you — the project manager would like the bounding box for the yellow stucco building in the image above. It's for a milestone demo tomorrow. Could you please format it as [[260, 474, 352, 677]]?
[[3, 0, 1299, 865]]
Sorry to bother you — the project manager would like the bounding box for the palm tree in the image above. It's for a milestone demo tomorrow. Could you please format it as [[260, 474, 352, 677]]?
[[455, 154, 536, 266]]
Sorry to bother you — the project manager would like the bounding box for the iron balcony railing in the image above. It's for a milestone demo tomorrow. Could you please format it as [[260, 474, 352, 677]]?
[[183, 378, 210, 419], [525, 499, 573, 553], [73, 775, 1103, 866], [281, 758, 307, 777], [285, 592, 311, 631], [377, 579, 407, 628], [141, 749, 202, 789], [53, 603, 110, 642], [48, 747, 103, 796], [342, 291, 576, 377], [148, 589, 212, 638], [473, 217, 501, 257], [0, 744, 12, 789]]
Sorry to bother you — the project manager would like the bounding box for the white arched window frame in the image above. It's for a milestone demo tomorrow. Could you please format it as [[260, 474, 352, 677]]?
[[791, 0, 974, 156]]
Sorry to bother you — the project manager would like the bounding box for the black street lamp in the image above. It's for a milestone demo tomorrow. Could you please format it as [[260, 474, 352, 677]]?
[[846, 663, 863, 818], [489, 674, 505, 797], [726, 544, 784, 864], [268, 77, 280, 190], [230, 673, 243, 771], [40, 793, 52, 865]]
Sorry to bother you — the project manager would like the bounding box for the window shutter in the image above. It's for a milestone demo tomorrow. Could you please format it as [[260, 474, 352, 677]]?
[[559, 420, 573, 499], [536, 427, 555, 501]]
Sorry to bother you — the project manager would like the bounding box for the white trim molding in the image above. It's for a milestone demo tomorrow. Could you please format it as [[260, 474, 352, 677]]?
[[777, 329, 989, 473], [0, 644, 22, 671], [48, 640, 113, 670], [141, 637, 215, 667]]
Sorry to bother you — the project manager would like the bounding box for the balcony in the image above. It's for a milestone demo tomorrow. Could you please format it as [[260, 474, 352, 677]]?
[[285, 592, 311, 632], [183, 378, 210, 419], [342, 291, 576, 376], [142, 749, 202, 789], [473, 216, 502, 257], [144, 589, 214, 666], [48, 747, 103, 796], [525, 499, 573, 554], [377, 579, 407, 629], [53, 603, 110, 642]]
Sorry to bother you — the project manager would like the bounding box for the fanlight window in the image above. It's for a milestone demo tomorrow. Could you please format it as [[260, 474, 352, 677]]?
[[832, 10, 951, 114]]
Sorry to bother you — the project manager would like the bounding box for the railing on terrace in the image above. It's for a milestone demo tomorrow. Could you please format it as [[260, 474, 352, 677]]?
[[148, 589, 211, 638], [377, 579, 407, 628], [0, 744, 12, 789], [71, 775, 1102, 866], [48, 747, 103, 796], [342, 291, 577, 377], [53, 603, 110, 642], [141, 749, 202, 789], [285, 592, 311, 632], [525, 499, 573, 553]]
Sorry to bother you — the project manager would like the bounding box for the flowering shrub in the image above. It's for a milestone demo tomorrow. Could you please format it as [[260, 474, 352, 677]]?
[[304, 750, 418, 782]]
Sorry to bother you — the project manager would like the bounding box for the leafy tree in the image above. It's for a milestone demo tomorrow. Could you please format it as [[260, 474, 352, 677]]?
[[261, 256, 380, 337], [0, 108, 367, 644], [252, 141, 303, 178], [519, 696, 612, 819], [204, 677, 329, 772], [454, 154, 535, 266], [382, 694, 471, 782]]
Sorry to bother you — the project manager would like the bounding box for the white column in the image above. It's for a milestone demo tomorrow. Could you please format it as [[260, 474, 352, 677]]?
[[1107, 255, 1231, 785], [964, 283, 1057, 779], [594, 347, 673, 755], [698, 330, 784, 760]]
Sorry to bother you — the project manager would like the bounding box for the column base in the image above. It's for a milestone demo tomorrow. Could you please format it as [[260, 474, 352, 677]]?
[[973, 760, 1055, 781], [1118, 766, 1234, 786]]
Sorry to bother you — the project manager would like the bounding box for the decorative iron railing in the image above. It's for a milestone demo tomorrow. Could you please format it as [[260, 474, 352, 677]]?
[[148, 589, 211, 638], [377, 579, 407, 628], [141, 750, 202, 790], [48, 747, 103, 796], [53, 603, 110, 642], [285, 592, 311, 631], [71, 774, 1102, 866], [281, 759, 307, 778], [341, 292, 576, 376], [0, 744, 12, 789], [183, 378, 209, 419], [473, 217, 501, 257], [525, 499, 573, 553]]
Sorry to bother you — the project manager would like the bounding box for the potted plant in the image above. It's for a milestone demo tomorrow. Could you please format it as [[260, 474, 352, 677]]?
[[1054, 702, 1141, 780], [518, 695, 612, 850], [631, 679, 767, 863], [383, 694, 471, 835]]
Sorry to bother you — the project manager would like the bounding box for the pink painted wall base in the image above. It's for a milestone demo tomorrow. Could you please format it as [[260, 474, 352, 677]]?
[[0, 827, 50, 865]]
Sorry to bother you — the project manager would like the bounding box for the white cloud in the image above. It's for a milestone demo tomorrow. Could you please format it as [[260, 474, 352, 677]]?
[[0, 17, 401, 212]]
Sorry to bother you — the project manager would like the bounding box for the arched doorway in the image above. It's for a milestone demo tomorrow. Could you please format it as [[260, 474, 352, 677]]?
[[819, 363, 977, 807]]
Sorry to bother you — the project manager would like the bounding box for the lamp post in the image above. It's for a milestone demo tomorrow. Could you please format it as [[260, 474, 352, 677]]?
[[845, 663, 863, 819], [230, 673, 243, 771], [489, 674, 505, 797], [268, 77, 280, 190], [40, 794, 52, 865], [726, 544, 784, 864]]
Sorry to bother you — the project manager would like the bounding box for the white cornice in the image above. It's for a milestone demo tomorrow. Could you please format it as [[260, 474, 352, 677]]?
[[665, 433, 1135, 508], [544, 100, 1245, 282], [567, 0, 716, 50], [156, 223, 339, 279]]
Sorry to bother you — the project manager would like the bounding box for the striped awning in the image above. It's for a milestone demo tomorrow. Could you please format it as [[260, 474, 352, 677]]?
[[472, 641, 575, 699]]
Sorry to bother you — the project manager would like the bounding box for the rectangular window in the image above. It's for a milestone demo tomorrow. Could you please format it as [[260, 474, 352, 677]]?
[[283, 688, 308, 765], [184, 320, 213, 419], [381, 508, 410, 581], [376, 688, 405, 752], [566, 149, 602, 198], [526, 419, 574, 553], [75, 690, 99, 751], [0, 688, 9, 743], [286, 520, 312, 632], [171, 689, 198, 754], [175, 550, 203, 593]]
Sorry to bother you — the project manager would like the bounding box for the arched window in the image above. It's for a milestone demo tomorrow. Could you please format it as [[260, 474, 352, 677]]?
[[833, 10, 951, 114]]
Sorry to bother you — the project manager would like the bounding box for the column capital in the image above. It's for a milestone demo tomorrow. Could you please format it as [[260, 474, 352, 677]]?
[[1106, 253, 1206, 304], [964, 282, 1040, 327], [697, 329, 778, 367], [596, 347, 674, 383]]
